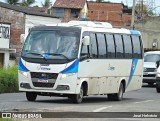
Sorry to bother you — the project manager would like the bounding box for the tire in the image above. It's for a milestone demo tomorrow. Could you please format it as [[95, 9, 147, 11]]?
[[26, 92, 37, 101], [108, 83, 124, 101], [148, 82, 154, 86], [71, 86, 84, 104], [156, 86, 160, 93]]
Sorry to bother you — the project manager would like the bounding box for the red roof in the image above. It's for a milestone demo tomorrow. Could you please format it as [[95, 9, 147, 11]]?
[[53, 0, 86, 9]]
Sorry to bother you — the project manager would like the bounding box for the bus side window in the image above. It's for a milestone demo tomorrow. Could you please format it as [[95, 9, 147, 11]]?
[[105, 34, 116, 58], [80, 32, 90, 60], [123, 35, 133, 59], [90, 33, 98, 58], [96, 33, 107, 59], [114, 34, 124, 58], [132, 35, 142, 58]]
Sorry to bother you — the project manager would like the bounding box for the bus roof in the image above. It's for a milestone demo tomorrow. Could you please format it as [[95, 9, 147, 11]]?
[[31, 21, 141, 35]]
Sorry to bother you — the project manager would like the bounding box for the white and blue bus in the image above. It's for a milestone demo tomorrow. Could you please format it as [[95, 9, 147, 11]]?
[[18, 21, 143, 103]]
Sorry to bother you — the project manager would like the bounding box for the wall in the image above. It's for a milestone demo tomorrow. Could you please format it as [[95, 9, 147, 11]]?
[[87, 2, 135, 27], [25, 15, 62, 38], [62, 9, 79, 22], [135, 17, 160, 51], [0, 7, 25, 53], [81, 2, 88, 18], [0, 53, 4, 66]]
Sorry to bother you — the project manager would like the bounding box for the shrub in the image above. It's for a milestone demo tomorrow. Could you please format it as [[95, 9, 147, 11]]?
[[0, 65, 18, 93]]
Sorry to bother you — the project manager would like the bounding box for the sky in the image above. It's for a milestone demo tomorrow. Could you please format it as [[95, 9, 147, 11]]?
[[0, 0, 160, 14]]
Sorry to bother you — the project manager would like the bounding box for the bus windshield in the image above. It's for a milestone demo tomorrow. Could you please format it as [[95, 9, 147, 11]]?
[[22, 30, 80, 61], [144, 54, 160, 62]]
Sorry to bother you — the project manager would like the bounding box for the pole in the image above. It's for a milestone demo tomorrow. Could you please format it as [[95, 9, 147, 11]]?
[[131, 0, 136, 30]]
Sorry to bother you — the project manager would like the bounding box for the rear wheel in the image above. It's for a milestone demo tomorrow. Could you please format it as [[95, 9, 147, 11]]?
[[26, 92, 37, 101], [108, 83, 124, 101], [71, 86, 83, 104]]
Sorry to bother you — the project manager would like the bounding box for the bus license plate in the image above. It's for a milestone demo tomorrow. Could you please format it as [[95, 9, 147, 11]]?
[[38, 79, 48, 83]]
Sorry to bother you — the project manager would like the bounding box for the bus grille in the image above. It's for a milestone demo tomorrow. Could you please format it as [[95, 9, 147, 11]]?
[[30, 72, 58, 88], [32, 82, 54, 88], [144, 68, 156, 72], [30, 72, 58, 79], [143, 74, 156, 77]]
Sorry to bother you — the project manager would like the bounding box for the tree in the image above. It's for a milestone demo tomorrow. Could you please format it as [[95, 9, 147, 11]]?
[[96, 0, 104, 2], [20, 0, 35, 6], [129, 3, 156, 16], [5, 0, 19, 5], [41, 0, 51, 7]]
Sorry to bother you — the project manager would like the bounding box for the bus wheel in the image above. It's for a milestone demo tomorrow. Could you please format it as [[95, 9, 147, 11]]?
[[26, 92, 37, 101], [108, 83, 124, 101], [114, 83, 124, 101], [72, 86, 83, 104]]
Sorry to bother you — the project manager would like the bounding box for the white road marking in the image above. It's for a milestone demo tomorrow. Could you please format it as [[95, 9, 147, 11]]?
[[93, 106, 112, 112], [134, 100, 153, 104]]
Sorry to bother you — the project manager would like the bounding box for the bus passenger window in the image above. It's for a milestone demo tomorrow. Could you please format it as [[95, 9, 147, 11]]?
[[114, 34, 124, 58], [80, 44, 89, 60], [96, 33, 107, 59], [123, 35, 133, 59], [132, 35, 142, 58], [105, 34, 116, 58], [90, 33, 98, 58]]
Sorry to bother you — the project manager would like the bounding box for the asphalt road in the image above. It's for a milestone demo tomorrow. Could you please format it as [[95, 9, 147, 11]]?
[[0, 84, 160, 121], [0, 84, 160, 113]]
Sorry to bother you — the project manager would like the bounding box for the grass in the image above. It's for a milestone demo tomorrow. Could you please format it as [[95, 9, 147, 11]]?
[[0, 65, 18, 93], [0, 119, 14, 121]]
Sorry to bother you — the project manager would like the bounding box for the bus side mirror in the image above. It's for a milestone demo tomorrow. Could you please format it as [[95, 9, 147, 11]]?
[[82, 36, 90, 46], [20, 34, 25, 44]]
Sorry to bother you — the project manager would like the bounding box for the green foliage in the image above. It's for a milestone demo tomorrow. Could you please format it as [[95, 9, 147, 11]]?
[[96, 0, 104, 2], [20, 0, 35, 6], [0, 65, 18, 93], [41, 0, 51, 7], [5, 0, 20, 5], [0, 119, 14, 121]]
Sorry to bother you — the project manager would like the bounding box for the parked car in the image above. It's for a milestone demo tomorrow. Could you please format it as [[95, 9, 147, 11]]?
[[143, 51, 160, 86], [156, 61, 160, 93]]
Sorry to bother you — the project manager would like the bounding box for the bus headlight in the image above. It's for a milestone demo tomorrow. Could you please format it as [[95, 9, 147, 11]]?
[[19, 71, 29, 78], [60, 73, 76, 80]]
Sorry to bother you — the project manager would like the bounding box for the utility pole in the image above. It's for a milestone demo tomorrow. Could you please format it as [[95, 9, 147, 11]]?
[[131, 0, 136, 30]]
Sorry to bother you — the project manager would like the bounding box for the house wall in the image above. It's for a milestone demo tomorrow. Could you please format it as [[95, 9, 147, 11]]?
[[0, 53, 4, 66], [62, 9, 79, 22], [25, 15, 62, 38], [81, 2, 88, 18], [0, 6, 61, 67], [135, 17, 160, 51], [87, 2, 134, 27], [0, 7, 25, 53]]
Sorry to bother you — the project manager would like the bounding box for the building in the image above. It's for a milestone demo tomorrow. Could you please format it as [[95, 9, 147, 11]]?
[[87, 1, 136, 27], [51, 0, 88, 22], [135, 16, 160, 51], [0, 2, 62, 67]]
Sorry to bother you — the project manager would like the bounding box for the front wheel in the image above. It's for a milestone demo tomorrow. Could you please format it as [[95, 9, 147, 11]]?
[[26, 92, 37, 101], [71, 86, 83, 104]]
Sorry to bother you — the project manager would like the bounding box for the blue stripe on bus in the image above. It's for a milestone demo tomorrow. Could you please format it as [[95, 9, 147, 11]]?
[[61, 59, 79, 74], [130, 30, 140, 35], [126, 58, 138, 88], [18, 58, 29, 72]]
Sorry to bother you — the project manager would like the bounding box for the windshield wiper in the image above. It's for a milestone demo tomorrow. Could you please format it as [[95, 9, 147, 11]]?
[[22, 52, 46, 59], [44, 53, 70, 61]]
